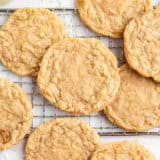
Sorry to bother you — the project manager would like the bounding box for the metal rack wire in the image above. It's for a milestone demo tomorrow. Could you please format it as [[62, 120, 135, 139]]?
[[0, 8, 159, 136]]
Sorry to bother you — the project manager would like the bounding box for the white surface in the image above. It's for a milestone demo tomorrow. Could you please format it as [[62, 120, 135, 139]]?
[[0, 0, 159, 9], [0, 0, 76, 9], [0, 0, 160, 160], [0, 137, 160, 160]]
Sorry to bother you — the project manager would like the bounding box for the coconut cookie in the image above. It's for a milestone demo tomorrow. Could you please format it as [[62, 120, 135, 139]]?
[[0, 78, 32, 150], [37, 38, 120, 115], [104, 64, 160, 131], [77, 0, 152, 38], [0, 8, 67, 76], [26, 118, 100, 160], [124, 6, 160, 82], [91, 141, 156, 160]]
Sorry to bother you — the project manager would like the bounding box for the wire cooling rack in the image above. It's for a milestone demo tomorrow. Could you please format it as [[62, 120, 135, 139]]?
[[0, 8, 160, 136]]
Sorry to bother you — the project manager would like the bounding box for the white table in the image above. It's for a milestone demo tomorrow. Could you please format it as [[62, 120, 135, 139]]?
[[0, 0, 160, 160], [0, 0, 159, 8]]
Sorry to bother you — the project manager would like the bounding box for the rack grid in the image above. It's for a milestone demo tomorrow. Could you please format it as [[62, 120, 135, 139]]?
[[0, 8, 159, 136]]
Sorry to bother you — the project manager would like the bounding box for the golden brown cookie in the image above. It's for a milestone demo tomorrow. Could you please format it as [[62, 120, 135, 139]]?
[[104, 64, 160, 131], [0, 78, 32, 150], [91, 141, 156, 160], [124, 6, 160, 82], [37, 38, 120, 115], [77, 0, 152, 38], [26, 118, 100, 160], [0, 8, 67, 76]]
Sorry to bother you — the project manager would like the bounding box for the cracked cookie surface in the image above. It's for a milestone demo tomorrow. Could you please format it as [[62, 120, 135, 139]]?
[[104, 64, 160, 131], [77, 0, 152, 38], [0, 8, 67, 76], [37, 38, 120, 114], [124, 6, 160, 82], [0, 78, 32, 150], [91, 141, 156, 160], [26, 118, 100, 160]]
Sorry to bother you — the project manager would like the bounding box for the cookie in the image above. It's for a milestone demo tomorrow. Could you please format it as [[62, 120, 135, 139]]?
[[0, 8, 67, 76], [37, 38, 120, 114], [91, 141, 156, 160], [104, 64, 160, 131], [26, 118, 100, 160], [0, 78, 32, 150], [124, 6, 160, 82], [77, 0, 152, 38]]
